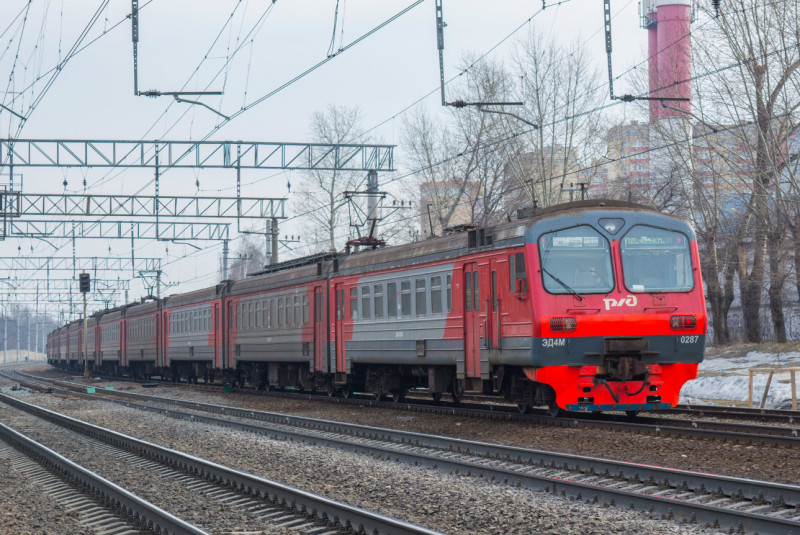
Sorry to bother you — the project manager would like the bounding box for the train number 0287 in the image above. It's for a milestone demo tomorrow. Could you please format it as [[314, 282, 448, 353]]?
[[679, 335, 699, 344]]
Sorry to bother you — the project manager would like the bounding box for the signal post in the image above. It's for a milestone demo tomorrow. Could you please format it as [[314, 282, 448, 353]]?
[[80, 272, 90, 378]]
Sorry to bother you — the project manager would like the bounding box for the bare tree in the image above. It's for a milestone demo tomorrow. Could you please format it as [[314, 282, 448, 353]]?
[[224, 233, 267, 280], [509, 30, 606, 207], [294, 104, 367, 253], [693, 0, 800, 342], [403, 58, 521, 235]]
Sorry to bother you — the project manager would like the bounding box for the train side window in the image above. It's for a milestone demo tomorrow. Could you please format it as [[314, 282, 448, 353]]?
[[294, 295, 301, 325], [415, 278, 427, 316], [387, 282, 397, 318], [446, 275, 452, 313], [255, 302, 262, 328], [350, 288, 358, 320], [431, 276, 442, 315], [465, 272, 472, 312], [303, 295, 309, 323], [361, 286, 371, 319], [400, 280, 411, 317], [277, 298, 283, 326], [473, 270, 480, 311], [374, 284, 384, 319], [270, 299, 276, 327]]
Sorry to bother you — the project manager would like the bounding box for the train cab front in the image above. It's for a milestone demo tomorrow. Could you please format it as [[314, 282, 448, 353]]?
[[523, 204, 707, 414]]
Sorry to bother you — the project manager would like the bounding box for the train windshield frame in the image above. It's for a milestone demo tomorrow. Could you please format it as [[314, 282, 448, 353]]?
[[538, 225, 615, 295], [620, 224, 694, 293]]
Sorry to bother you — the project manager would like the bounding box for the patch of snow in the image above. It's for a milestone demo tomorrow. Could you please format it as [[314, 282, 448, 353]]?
[[679, 350, 800, 409]]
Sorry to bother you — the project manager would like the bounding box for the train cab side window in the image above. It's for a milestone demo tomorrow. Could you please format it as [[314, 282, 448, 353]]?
[[387, 282, 397, 318], [303, 295, 309, 323], [473, 270, 480, 311], [415, 278, 427, 316], [374, 285, 384, 319], [492, 271, 498, 312], [400, 281, 411, 317], [510, 253, 527, 293], [350, 288, 358, 320], [361, 286, 371, 319]]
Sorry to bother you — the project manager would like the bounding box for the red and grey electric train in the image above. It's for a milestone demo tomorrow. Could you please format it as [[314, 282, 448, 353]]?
[[48, 200, 707, 414]]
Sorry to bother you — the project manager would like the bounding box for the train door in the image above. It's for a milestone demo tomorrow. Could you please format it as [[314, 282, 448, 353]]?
[[214, 302, 221, 368], [334, 283, 345, 376], [227, 301, 236, 368], [488, 258, 502, 349], [463, 263, 481, 379], [314, 286, 325, 372]]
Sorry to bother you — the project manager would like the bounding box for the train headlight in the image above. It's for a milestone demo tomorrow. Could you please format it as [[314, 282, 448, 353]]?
[[549, 316, 577, 332], [670, 314, 697, 330]]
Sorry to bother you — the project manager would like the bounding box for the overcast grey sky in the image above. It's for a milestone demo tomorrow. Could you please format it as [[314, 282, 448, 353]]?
[[0, 0, 652, 313]]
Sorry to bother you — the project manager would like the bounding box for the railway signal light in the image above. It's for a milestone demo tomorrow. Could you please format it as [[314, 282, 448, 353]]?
[[79, 272, 91, 293]]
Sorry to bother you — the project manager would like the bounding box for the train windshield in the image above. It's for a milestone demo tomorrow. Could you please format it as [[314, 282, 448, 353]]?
[[538, 225, 614, 295], [620, 225, 693, 292]]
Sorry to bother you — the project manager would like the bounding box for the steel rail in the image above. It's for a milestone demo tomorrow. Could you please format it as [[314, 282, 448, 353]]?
[[8, 371, 800, 534], [0, 419, 208, 535], [18, 367, 800, 447], [0, 391, 443, 535], [665, 404, 800, 425]]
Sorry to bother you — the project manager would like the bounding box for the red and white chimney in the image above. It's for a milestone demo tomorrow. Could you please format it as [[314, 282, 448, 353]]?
[[641, 0, 693, 122]]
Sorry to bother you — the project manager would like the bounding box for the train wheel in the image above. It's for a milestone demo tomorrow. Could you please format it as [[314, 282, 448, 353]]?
[[340, 384, 352, 398], [517, 403, 530, 414], [547, 403, 562, 417], [390, 388, 405, 404], [431, 392, 443, 402], [625, 410, 640, 419]]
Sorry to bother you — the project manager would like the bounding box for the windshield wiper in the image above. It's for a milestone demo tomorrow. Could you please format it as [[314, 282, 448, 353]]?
[[541, 267, 584, 301]]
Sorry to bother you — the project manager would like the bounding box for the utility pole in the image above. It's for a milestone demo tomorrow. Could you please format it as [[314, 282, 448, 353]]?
[[222, 240, 229, 280], [271, 217, 279, 265], [1, 295, 6, 364], [16, 303, 20, 362], [80, 272, 90, 378]]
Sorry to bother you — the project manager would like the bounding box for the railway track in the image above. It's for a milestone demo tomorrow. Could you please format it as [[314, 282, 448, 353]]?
[[0, 416, 207, 535], [664, 404, 800, 425], [8, 370, 800, 534], [33, 368, 800, 448], [0, 389, 443, 535]]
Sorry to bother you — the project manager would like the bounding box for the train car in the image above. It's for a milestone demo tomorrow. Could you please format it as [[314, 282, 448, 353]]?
[[98, 309, 124, 375], [325, 200, 706, 413], [58, 326, 67, 367], [226, 260, 325, 390], [46, 200, 705, 415], [124, 299, 161, 379], [86, 315, 99, 370], [66, 320, 82, 369], [163, 286, 219, 383]]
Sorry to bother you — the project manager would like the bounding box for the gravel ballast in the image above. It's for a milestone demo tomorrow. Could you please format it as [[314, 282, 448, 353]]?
[[0, 372, 725, 534]]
